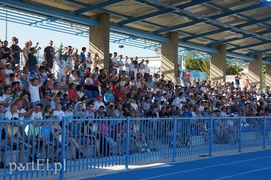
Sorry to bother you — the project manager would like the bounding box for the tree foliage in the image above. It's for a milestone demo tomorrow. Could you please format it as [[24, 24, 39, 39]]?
[[226, 64, 243, 75], [184, 50, 244, 77]]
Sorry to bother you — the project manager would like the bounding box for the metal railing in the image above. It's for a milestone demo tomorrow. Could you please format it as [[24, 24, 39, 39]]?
[[0, 116, 270, 179]]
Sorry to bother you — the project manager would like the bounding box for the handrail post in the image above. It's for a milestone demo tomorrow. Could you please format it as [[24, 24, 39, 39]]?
[[263, 116, 266, 149], [239, 116, 242, 153], [125, 117, 130, 169], [60, 118, 66, 180], [209, 116, 213, 157], [172, 116, 177, 162]]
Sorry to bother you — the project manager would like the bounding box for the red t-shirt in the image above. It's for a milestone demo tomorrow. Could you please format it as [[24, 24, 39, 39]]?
[[68, 89, 78, 102], [115, 91, 126, 102]]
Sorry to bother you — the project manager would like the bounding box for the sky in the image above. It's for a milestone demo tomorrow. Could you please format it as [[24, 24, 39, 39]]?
[[0, 21, 157, 57]]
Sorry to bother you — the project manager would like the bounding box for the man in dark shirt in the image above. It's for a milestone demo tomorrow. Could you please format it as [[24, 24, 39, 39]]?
[[235, 74, 241, 88], [40, 80, 52, 98], [98, 69, 109, 96], [28, 48, 38, 71], [44, 40, 55, 69], [10, 37, 22, 69], [0, 40, 10, 60], [123, 97, 133, 117]]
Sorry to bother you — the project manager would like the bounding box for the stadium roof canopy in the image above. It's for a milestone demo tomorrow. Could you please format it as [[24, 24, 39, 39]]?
[[1, 0, 271, 64]]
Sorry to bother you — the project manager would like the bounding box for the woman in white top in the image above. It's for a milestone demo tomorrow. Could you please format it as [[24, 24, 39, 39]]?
[[84, 73, 94, 85], [69, 70, 80, 85], [86, 52, 92, 72], [22, 41, 30, 65], [91, 53, 100, 73]]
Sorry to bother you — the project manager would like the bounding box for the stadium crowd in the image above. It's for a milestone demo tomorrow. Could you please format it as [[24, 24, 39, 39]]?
[[0, 37, 270, 168]]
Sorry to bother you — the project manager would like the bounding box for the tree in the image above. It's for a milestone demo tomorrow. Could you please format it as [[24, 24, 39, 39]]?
[[184, 50, 244, 77], [226, 64, 243, 75], [185, 50, 210, 73]]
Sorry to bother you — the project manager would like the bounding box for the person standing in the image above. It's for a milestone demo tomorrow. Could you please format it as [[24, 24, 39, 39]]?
[[10, 37, 22, 69], [44, 40, 55, 70], [235, 74, 241, 88]]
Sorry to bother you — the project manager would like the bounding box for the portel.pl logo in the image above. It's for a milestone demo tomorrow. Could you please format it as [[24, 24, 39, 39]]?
[[9, 159, 66, 174]]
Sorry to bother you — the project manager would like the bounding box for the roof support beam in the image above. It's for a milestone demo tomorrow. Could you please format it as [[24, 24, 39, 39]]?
[[248, 49, 271, 56], [182, 28, 231, 42], [29, 0, 123, 25], [262, 61, 271, 65], [154, 3, 269, 34], [118, 0, 211, 26], [229, 40, 271, 52], [226, 52, 256, 62], [151, 0, 271, 41], [75, 0, 123, 15], [0, 0, 100, 26], [205, 2, 271, 29], [178, 40, 219, 54], [112, 36, 138, 43], [110, 25, 170, 42], [208, 29, 271, 46]]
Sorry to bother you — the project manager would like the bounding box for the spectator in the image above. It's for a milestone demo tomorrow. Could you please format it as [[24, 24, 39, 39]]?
[[44, 40, 55, 70]]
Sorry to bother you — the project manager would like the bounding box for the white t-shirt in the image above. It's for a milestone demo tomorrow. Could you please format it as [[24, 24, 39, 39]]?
[[5, 111, 19, 120], [144, 64, 149, 73], [30, 111, 43, 120], [94, 101, 106, 111], [18, 108, 27, 121], [85, 77, 94, 85], [130, 103, 138, 111], [129, 62, 135, 72], [29, 85, 40, 103], [52, 110, 66, 119], [112, 58, 118, 69], [65, 110, 74, 121], [86, 57, 92, 68], [5, 69, 13, 75], [0, 94, 13, 111], [118, 60, 124, 71]]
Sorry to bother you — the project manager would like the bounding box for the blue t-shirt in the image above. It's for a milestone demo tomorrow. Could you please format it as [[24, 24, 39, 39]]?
[[41, 125, 52, 140], [80, 52, 86, 62], [182, 111, 192, 126], [104, 92, 115, 103]]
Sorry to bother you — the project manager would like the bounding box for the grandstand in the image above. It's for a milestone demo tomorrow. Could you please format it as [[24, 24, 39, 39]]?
[[1, 0, 271, 180]]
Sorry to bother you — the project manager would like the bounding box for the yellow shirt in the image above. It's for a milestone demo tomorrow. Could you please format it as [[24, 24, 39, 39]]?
[[8, 124, 19, 137]]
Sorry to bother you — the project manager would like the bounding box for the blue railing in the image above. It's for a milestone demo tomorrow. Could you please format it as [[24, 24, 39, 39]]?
[[0, 116, 270, 179]]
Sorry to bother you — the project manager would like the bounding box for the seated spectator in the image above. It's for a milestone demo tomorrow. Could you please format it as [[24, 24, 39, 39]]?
[[95, 106, 108, 119], [68, 83, 80, 103], [30, 104, 43, 120], [59, 76, 67, 87], [5, 63, 14, 76], [106, 103, 115, 118], [65, 103, 74, 121], [0, 86, 18, 112], [51, 82, 60, 97], [73, 103, 86, 119], [69, 70, 80, 85], [113, 104, 124, 119], [104, 88, 115, 105], [85, 104, 95, 119], [77, 85, 85, 99], [1, 125, 11, 168], [44, 105, 53, 119], [52, 103, 66, 119], [94, 95, 106, 112], [123, 97, 133, 117], [40, 120, 62, 161]]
